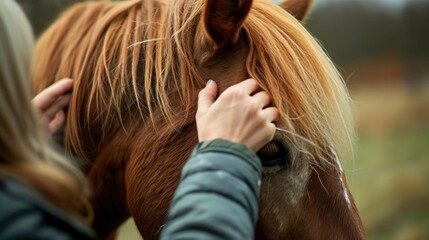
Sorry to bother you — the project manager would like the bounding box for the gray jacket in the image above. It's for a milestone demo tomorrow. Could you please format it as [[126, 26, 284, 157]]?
[[0, 177, 94, 240], [160, 139, 262, 239]]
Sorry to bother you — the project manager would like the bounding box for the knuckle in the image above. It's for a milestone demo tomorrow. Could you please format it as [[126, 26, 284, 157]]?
[[266, 124, 276, 138], [260, 92, 270, 103], [273, 108, 280, 119], [264, 92, 271, 101], [195, 109, 204, 119], [230, 88, 244, 96], [226, 88, 245, 100], [198, 89, 206, 98], [268, 122, 276, 131], [247, 103, 259, 115], [247, 78, 257, 85], [260, 90, 268, 97]]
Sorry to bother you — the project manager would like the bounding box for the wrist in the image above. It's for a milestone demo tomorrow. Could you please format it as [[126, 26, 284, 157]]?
[[194, 139, 261, 169]]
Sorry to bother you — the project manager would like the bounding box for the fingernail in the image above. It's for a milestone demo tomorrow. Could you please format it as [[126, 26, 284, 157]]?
[[206, 80, 213, 87]]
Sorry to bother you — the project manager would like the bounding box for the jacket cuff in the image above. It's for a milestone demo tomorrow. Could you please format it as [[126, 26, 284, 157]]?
[[192, 139, 262, 172]]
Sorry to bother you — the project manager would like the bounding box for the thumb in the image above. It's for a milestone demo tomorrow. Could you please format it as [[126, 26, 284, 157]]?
[[197, 80, 218, 114]]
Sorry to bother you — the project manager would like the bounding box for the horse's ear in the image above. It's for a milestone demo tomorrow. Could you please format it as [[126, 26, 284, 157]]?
[[280, 0, 313, 21], [203, 0, 253, 47]]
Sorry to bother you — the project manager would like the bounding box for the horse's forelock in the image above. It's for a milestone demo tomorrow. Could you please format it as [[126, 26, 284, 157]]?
[[242, 1, 355, 168]]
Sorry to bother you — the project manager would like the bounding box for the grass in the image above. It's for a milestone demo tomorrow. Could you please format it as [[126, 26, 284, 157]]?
[[347, 126, 429, 240], [347, 84, 429, 240]]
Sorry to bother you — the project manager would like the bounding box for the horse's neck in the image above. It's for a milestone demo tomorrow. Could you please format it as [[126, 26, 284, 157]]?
[[86, 124, 145, 238]]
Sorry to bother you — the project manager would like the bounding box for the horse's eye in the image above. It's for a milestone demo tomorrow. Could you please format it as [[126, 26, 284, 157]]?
[[257, 140, 289, 168]]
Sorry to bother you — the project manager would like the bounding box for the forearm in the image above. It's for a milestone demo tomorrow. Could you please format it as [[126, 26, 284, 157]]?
[[160, 139, 262, 239]]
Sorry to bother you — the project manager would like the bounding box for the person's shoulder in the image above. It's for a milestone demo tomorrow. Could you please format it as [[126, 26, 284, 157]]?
[[0, 178, 34, 226], [0, 177, 95, 239]]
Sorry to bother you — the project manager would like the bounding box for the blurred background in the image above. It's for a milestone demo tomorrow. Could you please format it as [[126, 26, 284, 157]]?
[[17, 0, 429, 239]]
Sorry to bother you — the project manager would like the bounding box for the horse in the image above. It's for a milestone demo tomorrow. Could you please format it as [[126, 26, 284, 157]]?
[[32, 0, 367, 239]]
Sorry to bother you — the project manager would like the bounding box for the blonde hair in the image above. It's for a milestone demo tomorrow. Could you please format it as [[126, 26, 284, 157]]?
[[33, 0, 354, 170], [0, 0, 92, 222]]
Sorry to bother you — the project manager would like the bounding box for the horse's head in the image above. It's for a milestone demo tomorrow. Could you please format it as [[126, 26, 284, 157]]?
[[33, 0, 365, 239]]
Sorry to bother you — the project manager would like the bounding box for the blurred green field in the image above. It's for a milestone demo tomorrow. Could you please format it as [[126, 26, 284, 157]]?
[[118, 218, 140, 240], [348, 83, 429, 240], [349, 127, 429, 240]]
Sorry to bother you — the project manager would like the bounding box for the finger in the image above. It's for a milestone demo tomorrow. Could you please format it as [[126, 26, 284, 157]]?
[[32, 78, 73, 110], [250, 123, 277, 152], [262, 107, 280, 123], [197, 80, 218, 115], [42, 94, 71, 122], [252, 91, 271, 109], [267, 123, 277, 141], [48, 110, 65, 134], [233, 78, 260, 95]]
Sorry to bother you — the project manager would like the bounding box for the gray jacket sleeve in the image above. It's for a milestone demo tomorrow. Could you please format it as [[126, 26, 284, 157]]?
[[0, 178, 94, 240], [160, 139, 262, 240]]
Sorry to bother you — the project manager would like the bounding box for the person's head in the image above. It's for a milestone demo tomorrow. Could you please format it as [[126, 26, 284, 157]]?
[[0, 0, 92, 222]]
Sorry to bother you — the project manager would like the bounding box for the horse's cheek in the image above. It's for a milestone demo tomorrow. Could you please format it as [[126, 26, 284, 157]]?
[[255, 164, 310, 239]]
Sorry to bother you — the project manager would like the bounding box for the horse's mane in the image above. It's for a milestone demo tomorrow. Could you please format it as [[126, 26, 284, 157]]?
[[33, 0, 354, 168]]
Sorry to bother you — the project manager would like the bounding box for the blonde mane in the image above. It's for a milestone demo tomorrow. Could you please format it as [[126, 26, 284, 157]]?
[[244, 1, 355, 167], [33, 0, 354, 168]]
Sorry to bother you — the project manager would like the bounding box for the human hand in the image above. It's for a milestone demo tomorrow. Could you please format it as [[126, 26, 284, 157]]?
[[32, 78, 73, 135], [196, 79, 279, 152]]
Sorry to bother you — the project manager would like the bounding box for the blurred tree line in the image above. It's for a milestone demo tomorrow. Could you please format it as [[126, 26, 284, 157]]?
[[306, 0, 429, 69], [18, 0, 429, 72], [16, 0, 76, 35]]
